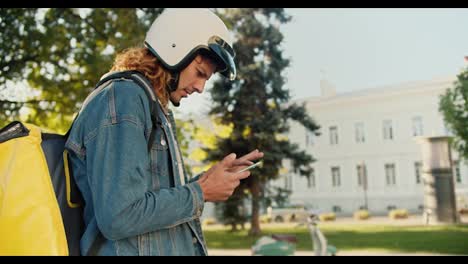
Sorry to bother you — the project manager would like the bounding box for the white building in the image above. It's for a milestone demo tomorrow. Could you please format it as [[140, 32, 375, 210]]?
[[276, 75, 468, 216]]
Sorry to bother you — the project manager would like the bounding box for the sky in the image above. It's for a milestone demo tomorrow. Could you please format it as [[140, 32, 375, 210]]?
[[173, 8, 468, 119]]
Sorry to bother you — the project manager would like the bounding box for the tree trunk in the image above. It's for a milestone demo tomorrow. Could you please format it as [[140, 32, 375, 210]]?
[[230, 223, 238, 232], [249, 179, 262, 236]]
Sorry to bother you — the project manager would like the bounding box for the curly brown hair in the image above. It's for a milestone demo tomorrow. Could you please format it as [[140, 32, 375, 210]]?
[[110, 47, 172, 108]]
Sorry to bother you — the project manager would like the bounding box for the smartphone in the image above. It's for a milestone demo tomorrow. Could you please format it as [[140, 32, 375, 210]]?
[[236, 160, 263, 173]]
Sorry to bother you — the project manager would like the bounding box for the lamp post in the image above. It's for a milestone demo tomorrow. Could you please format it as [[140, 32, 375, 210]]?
[[362, 162, 368, 210], [417, 136, 458, 224], [359, 161, 369, 210]]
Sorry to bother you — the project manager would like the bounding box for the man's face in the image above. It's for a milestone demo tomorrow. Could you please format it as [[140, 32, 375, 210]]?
[[170, 54, 217, 105]]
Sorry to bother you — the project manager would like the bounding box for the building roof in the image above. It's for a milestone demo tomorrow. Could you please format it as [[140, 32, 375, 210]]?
[[292, 75, 457, 106]]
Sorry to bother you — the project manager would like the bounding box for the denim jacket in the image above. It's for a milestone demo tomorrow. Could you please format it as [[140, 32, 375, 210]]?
[[65, 77, 207, 256]]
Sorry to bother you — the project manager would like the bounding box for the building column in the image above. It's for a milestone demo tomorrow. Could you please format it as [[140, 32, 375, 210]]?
[[417, 136, 458, 224]]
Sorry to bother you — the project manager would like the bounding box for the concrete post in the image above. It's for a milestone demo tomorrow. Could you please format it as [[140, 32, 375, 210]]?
[[417, 136, 458, 224]]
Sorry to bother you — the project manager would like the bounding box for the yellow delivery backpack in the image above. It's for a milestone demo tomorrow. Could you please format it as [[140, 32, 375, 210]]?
[[0, 122, 79, 255], [0, 71, 159, 256]]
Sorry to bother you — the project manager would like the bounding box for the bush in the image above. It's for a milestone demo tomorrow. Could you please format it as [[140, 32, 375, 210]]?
[[260, 214, 272, 223], [459, 208, 468, 215], [202, 217, 217, 226], [319, 212, 336, 222], [389, 209, 409, 219], [354, 210, 371, 220]]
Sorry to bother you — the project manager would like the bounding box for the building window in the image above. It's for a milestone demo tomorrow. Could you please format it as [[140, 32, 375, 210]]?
[[453, 160, 462, 183], [383, 119, 393, 140], [332, 205, 342, 213], [329, 126, 339, 145], [415, 162, 422, 184], [307, 168, 316, 188], [305, 129, 314, 147], [355, 122, 365, 143], [357, 163, 368, 188], [331, 166, 341, 187], [412, 116, 424, 136], [385, 163, 396, 186]]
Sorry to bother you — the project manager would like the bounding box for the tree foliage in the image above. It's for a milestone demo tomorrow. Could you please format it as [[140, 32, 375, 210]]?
[[0, 8, 163, 132], [439, 66, 468, 159]]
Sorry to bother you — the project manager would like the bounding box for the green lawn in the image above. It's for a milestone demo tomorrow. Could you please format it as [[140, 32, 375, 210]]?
[[203, 223, 468, 255]]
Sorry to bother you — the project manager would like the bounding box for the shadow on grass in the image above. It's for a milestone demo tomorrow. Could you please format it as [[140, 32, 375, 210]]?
[[204, 224, 468, 255]]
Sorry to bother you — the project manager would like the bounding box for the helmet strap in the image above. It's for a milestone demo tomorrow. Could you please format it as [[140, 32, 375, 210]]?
[[168, 72, 180, 93], [168, 72, 180, 107]]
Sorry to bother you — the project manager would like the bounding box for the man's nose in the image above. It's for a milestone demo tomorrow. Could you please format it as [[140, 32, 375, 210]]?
[[194, 80, 206, 93]]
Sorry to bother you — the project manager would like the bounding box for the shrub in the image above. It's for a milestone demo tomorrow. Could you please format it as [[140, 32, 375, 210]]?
[[319, 212, 336, 221], [354, 210, 371, 220], [389, 209, 409, 219], [459, 208, 468, 215], [202, 217, 217, 226], [260, 214, 272, 223]]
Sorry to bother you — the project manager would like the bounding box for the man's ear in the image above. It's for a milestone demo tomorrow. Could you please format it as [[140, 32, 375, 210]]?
[[168, 72, 180, 93]]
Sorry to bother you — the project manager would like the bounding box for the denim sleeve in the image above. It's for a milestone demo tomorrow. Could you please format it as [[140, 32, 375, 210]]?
[[84, 84, 204, 241], [189, 172, 204, 183]]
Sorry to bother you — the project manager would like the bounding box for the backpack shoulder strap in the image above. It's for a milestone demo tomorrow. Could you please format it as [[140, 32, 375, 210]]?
[[0, 121, 30, 143], [95, 70, 158, 111]]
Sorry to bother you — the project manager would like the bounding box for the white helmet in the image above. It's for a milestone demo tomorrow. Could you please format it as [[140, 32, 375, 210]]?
[[145, 8, 236, 81]]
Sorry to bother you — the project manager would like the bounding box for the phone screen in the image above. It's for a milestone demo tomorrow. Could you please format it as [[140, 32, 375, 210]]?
[[237, 161, 263, 173]]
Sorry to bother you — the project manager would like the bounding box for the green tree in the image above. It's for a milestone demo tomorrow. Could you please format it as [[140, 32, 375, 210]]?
[[263, 186, 292, 209], [214, 187, 249, 231], [439, 66, 468, 159], [206, 8, 320, 235], [0, 8, 163, 132]]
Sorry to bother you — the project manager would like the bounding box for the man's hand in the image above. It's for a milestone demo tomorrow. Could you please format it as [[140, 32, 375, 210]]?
[[198, 150, 264, 202]]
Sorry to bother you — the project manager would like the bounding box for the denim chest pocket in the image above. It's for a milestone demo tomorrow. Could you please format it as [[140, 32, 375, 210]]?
[[151, 129, 169, 150], [150, 128, 172, 189]]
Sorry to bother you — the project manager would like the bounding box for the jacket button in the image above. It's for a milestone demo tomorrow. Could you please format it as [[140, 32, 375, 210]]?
[[161, 139, 166, 146], [192, 237, 197, 244]]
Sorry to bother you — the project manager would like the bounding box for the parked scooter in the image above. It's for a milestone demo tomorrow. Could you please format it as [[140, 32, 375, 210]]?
[[251, 234, 297, 256], [251, 209, 337, 256], [305, 210, 337, 256]]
